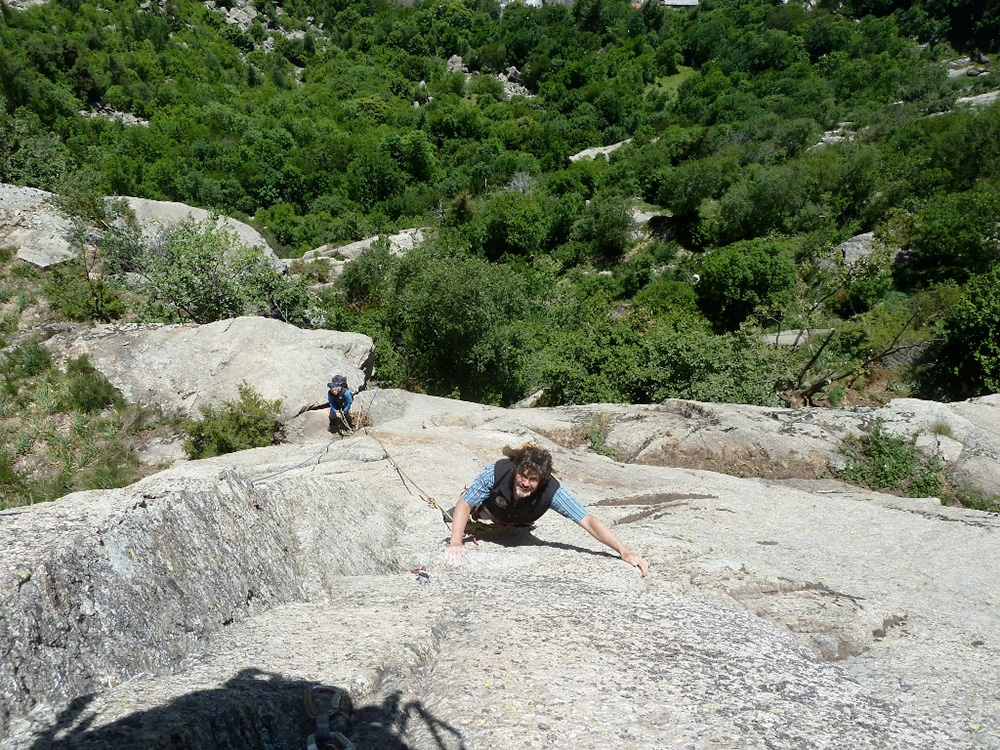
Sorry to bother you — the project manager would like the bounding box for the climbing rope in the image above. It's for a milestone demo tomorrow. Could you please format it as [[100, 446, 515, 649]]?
[[250, 439, 337, 485], [373, 435, 453, 525], [249, 386, 457, 534], [250, 387, 381, 485]]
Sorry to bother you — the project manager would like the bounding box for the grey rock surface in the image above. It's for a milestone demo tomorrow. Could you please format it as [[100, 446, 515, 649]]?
[[0, 185, 74, 267], [0, 184, 278, 268], [761, 328, 834, 349], [2, 389, 999, 749], [956, 90, 1000, 108], [298, 227, 427, 273], [569, 139, 631, 162], [484, 396, 1000, 497], [41, 316, 374, 421], [836, 230, 875, 266]]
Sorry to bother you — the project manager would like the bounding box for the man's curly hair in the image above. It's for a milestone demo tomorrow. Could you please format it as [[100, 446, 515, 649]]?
[[503, 441, 553, 483]]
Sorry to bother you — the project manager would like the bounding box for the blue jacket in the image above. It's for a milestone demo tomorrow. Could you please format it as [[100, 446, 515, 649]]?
[[328, 387, 353, 415]]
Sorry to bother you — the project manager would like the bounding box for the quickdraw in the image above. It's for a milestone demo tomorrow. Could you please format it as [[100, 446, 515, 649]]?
[[305, 685, 353, 750]]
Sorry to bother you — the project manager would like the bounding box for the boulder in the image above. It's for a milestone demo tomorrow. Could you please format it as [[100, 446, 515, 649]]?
[[41, 316, 374, 422], [0, 185, 74, 267], [0, 185, 280, 269], [761, 328, 834, 349], [956, 90, 1000, 108], [569, 139, 631, 162], [445, 55, 468, 74], [301, 228, 426, 263], [836, 230, 875, 266], [121, 196, 281, 269], [1, 389, 998, 749]]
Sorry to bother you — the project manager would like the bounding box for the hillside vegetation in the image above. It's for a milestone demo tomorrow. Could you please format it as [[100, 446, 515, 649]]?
[[2, 0, 1000, 411]]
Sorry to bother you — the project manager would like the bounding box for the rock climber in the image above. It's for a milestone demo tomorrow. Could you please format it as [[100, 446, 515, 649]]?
[[444, 442, 649, 576], [327, 375, 353, 432]]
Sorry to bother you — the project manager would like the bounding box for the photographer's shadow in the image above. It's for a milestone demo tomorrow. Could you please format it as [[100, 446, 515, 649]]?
[[28, 668, 466, 750]]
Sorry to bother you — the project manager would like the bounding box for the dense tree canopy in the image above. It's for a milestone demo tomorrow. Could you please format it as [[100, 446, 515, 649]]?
[[2, 0, 1000, 407]]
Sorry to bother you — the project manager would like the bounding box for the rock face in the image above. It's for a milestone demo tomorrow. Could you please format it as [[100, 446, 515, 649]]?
[[956, 90, 1000, 108], [120, 196, 280, 268], [0, 184, 278, 268], [0, 185, 74, 267], [521, 396, 1000, 497], [569, 139, 631, 162], [2, 384, 999, 749], [41, 316, 374, 421]]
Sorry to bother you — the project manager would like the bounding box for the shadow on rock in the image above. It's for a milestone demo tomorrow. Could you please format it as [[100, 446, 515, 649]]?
[[463, 527, 618, 561], [352, 690, 467, 750], [27, 668, 465, 750]]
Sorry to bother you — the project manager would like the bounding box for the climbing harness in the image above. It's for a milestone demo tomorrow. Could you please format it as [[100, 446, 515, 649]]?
[[305, 685, 353, 750]]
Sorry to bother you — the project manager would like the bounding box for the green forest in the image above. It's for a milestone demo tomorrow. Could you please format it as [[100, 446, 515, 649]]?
[[2, 0, 1000, 416]]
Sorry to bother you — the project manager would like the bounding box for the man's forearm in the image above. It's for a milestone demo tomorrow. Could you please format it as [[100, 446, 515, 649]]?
[[580, 514, 649, 576], [449, 496, 473, 547], [580, 515, 626, 555]]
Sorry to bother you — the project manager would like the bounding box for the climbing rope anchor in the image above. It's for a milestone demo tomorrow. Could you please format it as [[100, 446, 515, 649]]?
[[305, 685, 354, 750]]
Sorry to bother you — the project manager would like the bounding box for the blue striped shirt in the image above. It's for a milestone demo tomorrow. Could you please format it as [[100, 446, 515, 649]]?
[[463, 463, 589, 524]]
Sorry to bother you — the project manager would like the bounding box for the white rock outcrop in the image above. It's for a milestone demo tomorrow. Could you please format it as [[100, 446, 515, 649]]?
[[569, 139, 631, 162], [0, 185, 74, 267], [0, 184, 279, 268], [525, 396, 1000, 497], [41, 316, 374, 421]]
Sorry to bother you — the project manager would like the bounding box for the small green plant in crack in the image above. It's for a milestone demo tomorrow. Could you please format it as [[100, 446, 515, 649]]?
[[835, 418, 942, 497], [14, 431, 34, 456], [948, 486, 1000, 514], [1, 338, 51, 385], [584, 414, 621, 461], [930, 421, 953, 439]]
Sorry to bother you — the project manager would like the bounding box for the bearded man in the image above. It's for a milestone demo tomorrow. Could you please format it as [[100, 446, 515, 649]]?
[[443, 442, 649, 576]]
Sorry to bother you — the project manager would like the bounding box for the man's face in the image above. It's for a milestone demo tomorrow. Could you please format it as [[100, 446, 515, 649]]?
[[513, 468, 541, 499]]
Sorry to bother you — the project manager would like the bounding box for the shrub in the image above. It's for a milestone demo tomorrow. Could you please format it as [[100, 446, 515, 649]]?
[[182, 382, 282, 459], [78, 440, 140, 490], [337, 240, 396, 307], [900, 181, 1000, 288], [570, 191, 636, 265], [949, 487, 1000, 514], [43, 259, 127, 323], [1, 339, 52, 384], [696, 239, 797, 333], [585, 414, 620, 460], [469, 191, 547, 261], [927, 266, 1000, 400], [835, 419, 942, 497], [104, 218, 317, 326], [0, 451, 26, 510], [390, 249, 532, 404], [60, 356, 124, 414]]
